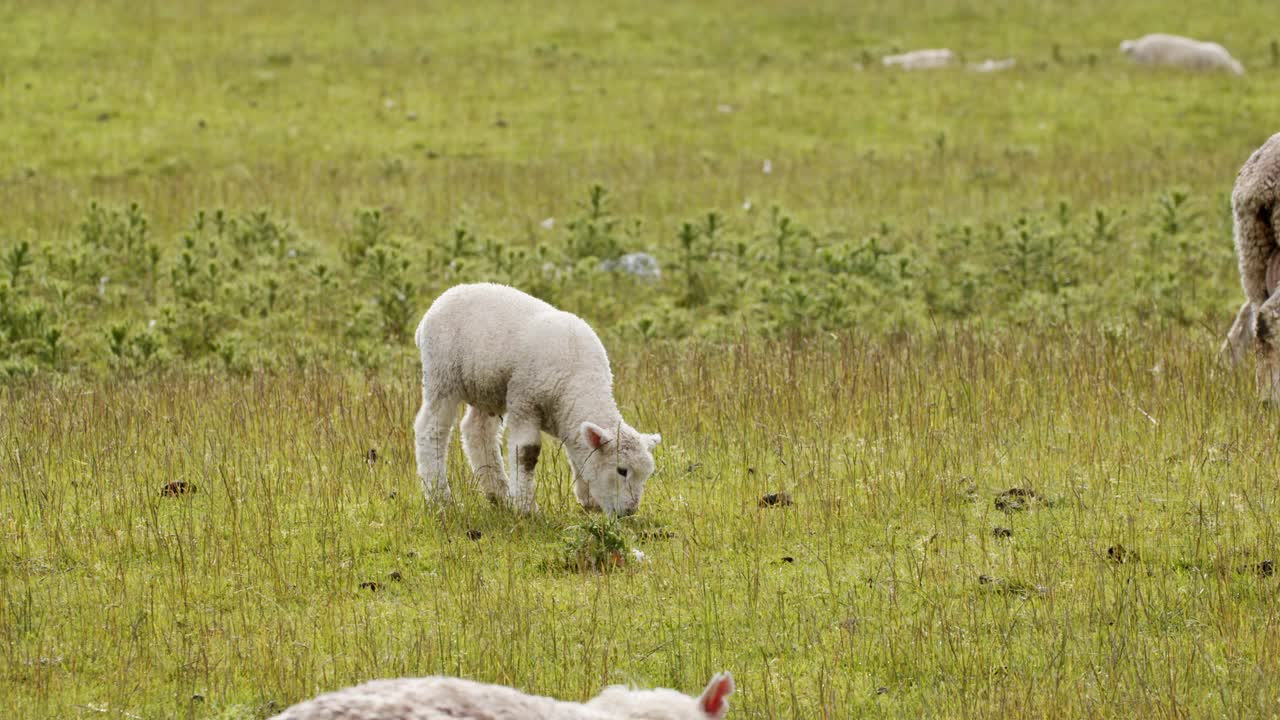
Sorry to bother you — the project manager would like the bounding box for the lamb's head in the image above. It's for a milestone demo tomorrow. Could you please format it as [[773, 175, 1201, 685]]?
[[571, 420, 661, 516], [1119, 39, 1136, 56], [586, 673, 734, 720]]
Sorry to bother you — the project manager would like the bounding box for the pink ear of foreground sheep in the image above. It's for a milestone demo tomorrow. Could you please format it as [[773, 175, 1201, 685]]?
[[269, 672, 735, 720]]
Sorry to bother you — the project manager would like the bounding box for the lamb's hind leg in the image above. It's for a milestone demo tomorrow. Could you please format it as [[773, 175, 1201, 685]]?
[[1220, 301, 1255, 368], [414, 392, 458, 504], [461, 406, 507, 503]]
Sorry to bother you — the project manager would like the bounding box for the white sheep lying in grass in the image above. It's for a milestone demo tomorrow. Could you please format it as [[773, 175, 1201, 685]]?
[[413, 283, 660, 515], [269, 673, 735, 720], [1120, 34, 1244, 75], [1221, 132, 1280, 400], [882, 48, 955, 70]]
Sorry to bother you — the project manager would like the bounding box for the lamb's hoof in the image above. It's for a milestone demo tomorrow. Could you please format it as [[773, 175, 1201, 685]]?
[[509, 497, 539, 514], [474, 472, 509, 504], [421, 485, 453, 507]]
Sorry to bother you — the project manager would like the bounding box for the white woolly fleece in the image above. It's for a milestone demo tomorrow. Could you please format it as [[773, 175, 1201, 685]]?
[[1120, 33, 1244, 75], [270, 673, 735, 720]]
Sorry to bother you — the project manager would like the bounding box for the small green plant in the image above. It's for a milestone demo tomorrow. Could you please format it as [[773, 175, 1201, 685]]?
[[565, 184, 623, 261], [553, 515, 631, 572], [106, 321, 165, 369], [769, 206, 799, 272], [4, 240, 32, 288], [362, 243, 417, 341], [1156, 189, 1198, 237], [343, 208, 392, 269]]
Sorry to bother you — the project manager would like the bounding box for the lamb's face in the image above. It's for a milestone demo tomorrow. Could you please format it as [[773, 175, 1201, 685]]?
[[586, 673, 734, 720], [574, 421, 661, 516]]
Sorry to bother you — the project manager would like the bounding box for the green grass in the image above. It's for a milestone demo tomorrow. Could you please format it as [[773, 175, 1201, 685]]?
[[5, 335, 1280, 717], [2, 0, 1277, 237], [4, 0, 1280, 717]]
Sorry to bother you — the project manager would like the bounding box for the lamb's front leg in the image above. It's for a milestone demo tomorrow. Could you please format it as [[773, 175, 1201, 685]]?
[[1255, 299, 1280, 403], [1257, 343, 1280, 404], [1219, 301, 1255, 368], [505, 415, 542, 513], [414, 394, 457, 504]]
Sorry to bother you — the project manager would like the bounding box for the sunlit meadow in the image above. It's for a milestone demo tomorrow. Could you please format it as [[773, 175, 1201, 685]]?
[[3, 1, 1280, 718]]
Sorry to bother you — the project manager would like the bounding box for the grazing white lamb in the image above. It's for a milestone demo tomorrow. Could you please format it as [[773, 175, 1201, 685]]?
[[413, 283, 661, 515], [881, 48, 955, 70], [269, 673, 735, 720], [1119, 34, 1244, 75], [1221, 132, 1280, 401]]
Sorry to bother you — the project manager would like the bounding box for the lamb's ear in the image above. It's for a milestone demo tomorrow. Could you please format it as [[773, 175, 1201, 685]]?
[[580, 421, 613, 450], [698, 672, 734, 718], [641, 433, 662, 452]]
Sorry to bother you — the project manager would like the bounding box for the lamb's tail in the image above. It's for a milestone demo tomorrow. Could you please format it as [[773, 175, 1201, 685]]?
[[1233, 135, 1280, 303]]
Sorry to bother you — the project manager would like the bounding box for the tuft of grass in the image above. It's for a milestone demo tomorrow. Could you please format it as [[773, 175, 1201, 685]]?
[[550, 515, 633, 573]]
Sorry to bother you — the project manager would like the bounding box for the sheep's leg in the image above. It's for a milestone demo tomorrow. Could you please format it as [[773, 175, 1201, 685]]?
[[461, 406, 507, 503], [414, 393, 457, 504], [1255, 293, 1280, 403], [1257, 342, 1280, 404], [1220, 301, 1255, 368], [505, 415, 542, 513]]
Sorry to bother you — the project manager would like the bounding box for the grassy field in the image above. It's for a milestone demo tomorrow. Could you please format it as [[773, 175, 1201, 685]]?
[[2, 0, 1276, 235], [6, 336, 1280, 718], [4, 0, 1280, 718]]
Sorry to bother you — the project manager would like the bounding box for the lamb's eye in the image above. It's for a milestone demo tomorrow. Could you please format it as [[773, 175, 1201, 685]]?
[[617, 467, 628, 478]]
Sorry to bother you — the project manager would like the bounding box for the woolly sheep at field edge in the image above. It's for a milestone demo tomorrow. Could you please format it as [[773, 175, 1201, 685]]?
[[268, 673, 735, 720], [1119, 33, 1244, 74], [1220, 132, 1280, 401], [412, 283, 661, 515]]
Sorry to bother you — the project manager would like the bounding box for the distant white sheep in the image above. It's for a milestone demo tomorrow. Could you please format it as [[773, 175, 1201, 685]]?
[[1120, 34, 1244, 75], [413, 283, 660, 515], [882, 48, 955, 70], [1220, 132, 1280, 400], [969, 58, 1016, 73], [269, 673, 735, 720], [599, 252, 662, 281]]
